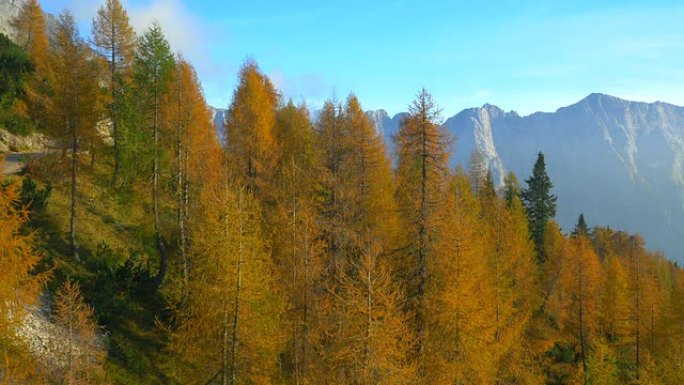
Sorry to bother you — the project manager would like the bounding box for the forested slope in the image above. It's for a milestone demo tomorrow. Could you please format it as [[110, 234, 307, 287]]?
[[1, 1, 684, 384]]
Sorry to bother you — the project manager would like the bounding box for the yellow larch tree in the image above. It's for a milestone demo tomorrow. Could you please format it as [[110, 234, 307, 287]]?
[[49, 11, 101, 261], [326, 243, 416, 385], [169, 176, 284, 385], [10, 0, 51, 130], [225, 60, 279, 194], [425, 169, 494, 384], [0, 179, 49, 383], [91, 0, 136, 185], [270, 100, 324, 385], [52, 280, 108, 385], [599, 252, 630, 341], [478, 173, 540, 384], [541, 220, 566, 313], [557, 232, 602, 384], [314, 97, 350, 277], [161, 56, 212, 303], [654, 269, 684, 384], [341, 94, 399, 251], [393, 89, 451, 373]]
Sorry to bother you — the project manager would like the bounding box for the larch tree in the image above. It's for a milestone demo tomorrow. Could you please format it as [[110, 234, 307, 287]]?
[[425, 170, 494, 384], [599, 252, 630, 341], [310, 97, 354, 384], [327, 244, 416, 385], [656, 269, 684, 383], [393, 88, 451, 372], [0, 180, 49, 383], [558, 233, 602, 384], [10, 0, 51, 131], [541, 220, 566, 313], [133, 22, 175, 289], [467, 149, 488, 195], [502, 170, 522, 207], [315, 97, 350, 277], [270, 100, 324, 385], [169, 177, 284, 385], [312, 93, 401, 383], [49, 10, 100, 261], [341, 94, 398, 250], [521, 152, 557, 263], [479, 175, 539, 383], [10, 0, 49, 64], [162, 56, 208, 303], [53, 280, 107, 385], [622, 235, 653, 382], [225, 60, 279, 194], [91, 0, 136, 186]]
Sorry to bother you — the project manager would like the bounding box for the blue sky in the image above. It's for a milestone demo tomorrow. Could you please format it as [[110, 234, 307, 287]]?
[[42, 0, 684, 117]]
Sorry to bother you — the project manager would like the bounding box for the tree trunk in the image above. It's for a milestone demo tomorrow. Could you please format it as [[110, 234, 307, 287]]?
[[417, 110, 428, 360], [230, 189, 244, 385], [110, 14, 121, 187], [578, 258, 588, 384], [222, 299, 230, 385], [291, 158, 300, 385], [634, 239, 641, 380], [70, 116, 79, 262], [152, 79, 168, 290], [365, 251, 373, 385], [221, 183, 231, 385], [176, 90, 188, 304]]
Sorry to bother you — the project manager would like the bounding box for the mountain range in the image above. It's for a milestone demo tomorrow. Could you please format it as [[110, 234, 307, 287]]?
[[365, 93, 684, 261]]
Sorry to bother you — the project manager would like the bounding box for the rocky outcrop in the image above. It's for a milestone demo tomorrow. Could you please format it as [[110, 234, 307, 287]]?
[[0, 0, 24, 37], [0, 128, 56, 153], [208, 106, 227, 145]]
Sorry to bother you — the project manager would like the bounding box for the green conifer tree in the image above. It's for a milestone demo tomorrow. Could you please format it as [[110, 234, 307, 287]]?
[[521, 152, 557, 263]]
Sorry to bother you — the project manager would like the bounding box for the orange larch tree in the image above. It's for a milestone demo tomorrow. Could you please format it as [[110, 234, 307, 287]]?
[[169, 176, 284, 385], [393, 88, 451, 373], [225, 60, 279, 194], [326, 243, 416, 385], [49, 11, 101, 261], [0, 179, 49, 383], [558, 232, 603, 384], [10, 0, 52, 131], [270, 100, 324, 385], [91, 0, 136, 186], [52, 280, 107, 385], [425, 169, 494, 384]]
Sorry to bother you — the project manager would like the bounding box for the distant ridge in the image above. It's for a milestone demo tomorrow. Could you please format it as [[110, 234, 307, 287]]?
[[363, 93, 684, 261]]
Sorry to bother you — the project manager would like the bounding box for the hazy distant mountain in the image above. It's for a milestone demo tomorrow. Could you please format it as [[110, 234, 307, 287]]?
[[208, 106, 227, 145], [367, 93, 684, 261]]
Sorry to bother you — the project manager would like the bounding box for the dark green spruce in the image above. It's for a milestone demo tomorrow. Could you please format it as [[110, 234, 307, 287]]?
[[521, 151, 557, 263]]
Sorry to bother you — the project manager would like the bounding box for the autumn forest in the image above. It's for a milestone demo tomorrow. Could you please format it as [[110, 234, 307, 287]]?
[[1, 1, 684, 384]]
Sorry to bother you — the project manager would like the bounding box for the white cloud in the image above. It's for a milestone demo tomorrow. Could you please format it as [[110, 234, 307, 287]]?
[[51, 0, 228, 92], [127, 0, 212, 63], [270, 70, 327, 103]]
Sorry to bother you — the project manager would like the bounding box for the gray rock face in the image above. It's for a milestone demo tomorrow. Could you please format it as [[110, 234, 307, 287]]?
[[0, 0, 24, 37], [208, 106, 228, 145], [368, 94, 684, 261], [0, 128, 55, 152]]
